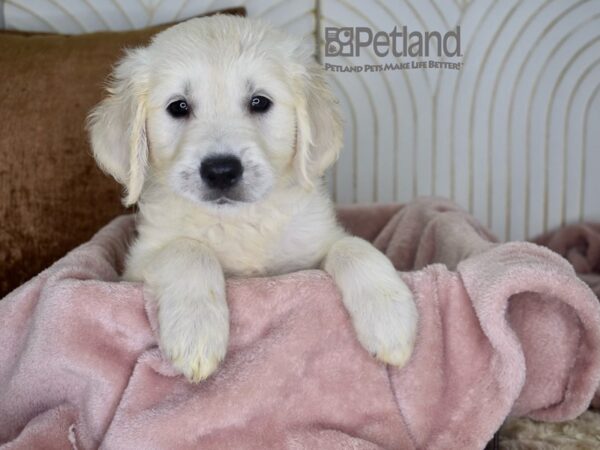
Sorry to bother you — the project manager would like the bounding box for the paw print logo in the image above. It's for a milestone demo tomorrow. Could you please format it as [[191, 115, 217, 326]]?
[[325, 27, 354, 57]]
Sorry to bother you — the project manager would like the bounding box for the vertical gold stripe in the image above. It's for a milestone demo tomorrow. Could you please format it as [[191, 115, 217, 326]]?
[[507, 0, 584, 239], [487, 0, 546, 231], [563, 59, 600, 226], [541, 33, 600, 233], [326, 16, 379, 202], [580, 84, 600, 222], [449, 0, 496, 206], [468, 1, 520, 215], [373, 0, 427, 199]]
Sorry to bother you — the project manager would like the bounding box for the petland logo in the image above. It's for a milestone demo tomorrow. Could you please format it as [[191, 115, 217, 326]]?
[[324, 26, 463, 72]]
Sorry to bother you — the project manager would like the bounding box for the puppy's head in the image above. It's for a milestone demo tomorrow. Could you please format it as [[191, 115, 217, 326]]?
[[88, 15, 342, 208]]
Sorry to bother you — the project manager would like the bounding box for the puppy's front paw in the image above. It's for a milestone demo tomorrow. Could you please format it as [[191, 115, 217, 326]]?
[[352, 282, 418, 368], [158, 291, 229, 383], [325, 236, 419, 368]]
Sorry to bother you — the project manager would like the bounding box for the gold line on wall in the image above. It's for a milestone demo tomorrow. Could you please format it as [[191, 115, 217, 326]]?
[[429, 0, 450, 31], [174, 0, 191, 22], [109, 0, 134, 28], [331, 4, 380, 201], [541, 26, 600, 233], [563, 59, 600, 226], [449, 0, 495, 206], [319, 21, 360, 202], [468, 1, 519, 225], [373, 0, 426, 199], [338, 0, 412, 201], [508, 0, 582, 239], [50, 0, 88, 32], [6, 0, 57, 31], [486, 0, 545, 231], [580, 84, 600, 222], [82, 0, 111, 30]]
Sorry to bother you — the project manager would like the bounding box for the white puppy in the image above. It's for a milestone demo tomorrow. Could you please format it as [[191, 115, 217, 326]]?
[[88, 15, 417, 382]]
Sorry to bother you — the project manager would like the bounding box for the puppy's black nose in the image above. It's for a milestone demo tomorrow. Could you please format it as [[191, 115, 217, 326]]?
[[200, 155, 243, 190]]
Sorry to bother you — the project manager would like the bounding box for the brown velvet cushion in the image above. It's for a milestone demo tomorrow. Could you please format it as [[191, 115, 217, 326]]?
[[0, 8, 245, 297]]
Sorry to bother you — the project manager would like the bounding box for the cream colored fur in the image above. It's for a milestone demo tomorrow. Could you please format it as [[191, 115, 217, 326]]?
[[88, 15, 417, 382]]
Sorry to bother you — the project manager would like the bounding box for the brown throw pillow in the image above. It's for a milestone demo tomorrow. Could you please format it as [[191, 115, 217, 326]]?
[[0, 8, 245, 297]]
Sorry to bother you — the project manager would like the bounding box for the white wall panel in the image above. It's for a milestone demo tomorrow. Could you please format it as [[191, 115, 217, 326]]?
[[320, 0, 600, 240], [3, 0, 599, 241], [4, 0, 314, 43]]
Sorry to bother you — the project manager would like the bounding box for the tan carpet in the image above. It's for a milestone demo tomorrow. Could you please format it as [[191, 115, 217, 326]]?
[[500, 410, 600, 449]]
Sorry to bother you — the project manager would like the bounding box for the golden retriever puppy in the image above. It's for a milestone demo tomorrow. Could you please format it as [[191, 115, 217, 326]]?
[[88, 15, 417, 382]]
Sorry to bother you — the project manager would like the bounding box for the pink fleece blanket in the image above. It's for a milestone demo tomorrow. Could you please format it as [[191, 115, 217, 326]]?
[[531, 222, 600, 408], [1, 198, 600, 450], [533, 223, 600, 302]]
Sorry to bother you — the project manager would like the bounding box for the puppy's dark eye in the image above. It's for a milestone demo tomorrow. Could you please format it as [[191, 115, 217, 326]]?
[[249, 95, 272, 114], [167, 100, 190, 118]]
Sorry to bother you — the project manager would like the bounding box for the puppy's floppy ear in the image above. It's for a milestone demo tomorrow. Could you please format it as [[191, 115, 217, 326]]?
[[87, 48, 150, 206], [293, 59, 343, 188]]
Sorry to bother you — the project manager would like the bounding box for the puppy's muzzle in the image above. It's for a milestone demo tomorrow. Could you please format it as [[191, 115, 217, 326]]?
[[200, 155, 243, 190]]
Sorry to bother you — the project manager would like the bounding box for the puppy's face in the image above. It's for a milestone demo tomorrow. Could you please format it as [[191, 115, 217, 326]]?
[[146, 38, 296, 206], [88, 16, 342, 208]]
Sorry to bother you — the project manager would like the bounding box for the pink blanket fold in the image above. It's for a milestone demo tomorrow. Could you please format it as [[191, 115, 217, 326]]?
[[531, 222, 600, 408], [1, 198, 600, 450], [533, 223, 600, 298]]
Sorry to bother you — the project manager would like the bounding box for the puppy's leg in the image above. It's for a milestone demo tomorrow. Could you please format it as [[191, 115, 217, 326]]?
[[323, 236, 418, 367], [143, 239, 228, 382]]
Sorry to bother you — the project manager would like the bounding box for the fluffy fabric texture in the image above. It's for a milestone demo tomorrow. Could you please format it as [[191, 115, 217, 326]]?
[[533, 223, 600, 308], [532, 222, 600, 408], [1, 198, 599, 449], [500, 222, 600, 448]]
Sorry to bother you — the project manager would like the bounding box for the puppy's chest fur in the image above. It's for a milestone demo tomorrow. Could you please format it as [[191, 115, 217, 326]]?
[[125, 188, 343, 279]]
